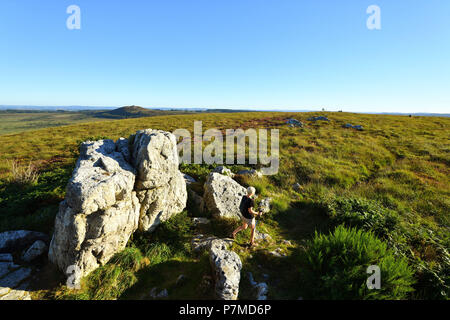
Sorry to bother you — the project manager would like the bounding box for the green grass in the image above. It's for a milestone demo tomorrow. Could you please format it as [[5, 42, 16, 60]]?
[[0, 111, 448, 300], [0, 111, 112, 135]]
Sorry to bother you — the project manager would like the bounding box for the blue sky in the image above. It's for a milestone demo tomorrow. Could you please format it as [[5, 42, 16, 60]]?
[[0, 0, 449, 113]]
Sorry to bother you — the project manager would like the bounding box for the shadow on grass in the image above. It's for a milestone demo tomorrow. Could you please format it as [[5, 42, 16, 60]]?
[[239, 246, 305, 300], [273, 200, 331, 242], [120, 253, 214, 300]]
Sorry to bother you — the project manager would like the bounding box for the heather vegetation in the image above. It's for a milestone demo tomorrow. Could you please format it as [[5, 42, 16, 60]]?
[[0, 111, 448, 299]]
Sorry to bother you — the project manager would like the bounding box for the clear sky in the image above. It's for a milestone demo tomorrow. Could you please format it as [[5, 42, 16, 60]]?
[[1, 0, 449, 113]]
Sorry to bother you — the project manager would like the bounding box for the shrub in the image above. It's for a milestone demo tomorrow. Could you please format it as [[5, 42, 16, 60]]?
[[324, 197, 399, 239], [8, 160, 39, 186], [299, 225, 415, 300]]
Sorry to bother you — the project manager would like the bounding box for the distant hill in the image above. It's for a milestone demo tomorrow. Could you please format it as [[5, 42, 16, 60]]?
[[91, 106, 195, 119]]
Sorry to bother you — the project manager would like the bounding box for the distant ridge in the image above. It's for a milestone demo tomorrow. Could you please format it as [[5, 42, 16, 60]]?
[[93, 105, 195, 119], [0, 105, 448, 117]]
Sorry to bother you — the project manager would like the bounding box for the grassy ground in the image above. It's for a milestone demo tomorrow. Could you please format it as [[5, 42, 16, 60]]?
[[0, 111, 112, 135], [0, 111, 448, 299]]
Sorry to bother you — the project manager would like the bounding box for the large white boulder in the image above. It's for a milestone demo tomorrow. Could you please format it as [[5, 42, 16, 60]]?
[[48, 139, 140, 282], [132, 130, 187, 232], [48, 130, 187, 283], [137, 171, 187, 232], [131, 129, 180, 190], [203, 173, 246, 219]]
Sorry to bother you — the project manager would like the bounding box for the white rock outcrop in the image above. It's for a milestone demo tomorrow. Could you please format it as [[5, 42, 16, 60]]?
[[132, 129, 187, 232], [209, 239, 242, 300], [203, 173, 246, 219], [49, 130, 187, 283]]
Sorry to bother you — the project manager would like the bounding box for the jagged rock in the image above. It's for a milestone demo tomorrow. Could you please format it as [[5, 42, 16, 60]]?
[[344, 123, 364, 131], [237, 169, 263, 178], [286, 118, 303, 127], [213, 166, 234, 177], [64, 139, 136, 214], [0, 288, 31, 300], [133, 130, 187, 232], [0, 230, 49, 253], [203, 173, 246, 219], [269, 248, 287, 258], [137, 171, 187, 232], [48, 139, 140, 283], [308, 116, 330, 122], [49, 130, 188, 283], [209, 239, 242, 300], [191, 235, 233, 253], [192, 217, 210, 226], [254, 230, 272, 241], [259, 198, 271, 214], [49, 194, 140, 284], [131, 129, 180, 190], [22, 240, 47, 262]]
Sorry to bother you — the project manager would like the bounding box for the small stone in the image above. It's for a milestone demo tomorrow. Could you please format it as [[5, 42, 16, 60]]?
[[0, 254, 13, 262], [156, 289, 168, 298], [286, 119, 303, 127], [237, 169, 262, 178], [176, 274, 187, 286], [22, 240, 47, 262], [259, 198, 271, 214], [192, 217, 210, 226], [213, 166, 234, 177], [254, 230, 272, 241]]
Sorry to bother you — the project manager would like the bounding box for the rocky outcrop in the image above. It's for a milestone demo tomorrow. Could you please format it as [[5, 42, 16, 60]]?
[[0, 232, 51, 300], [48, 139, 141, 283], [203, 173, 246, 219], [22, 240, 47, 262], [209, 239, 242, 300], [213, 166, 234, 177], [344, 123, 364, 131], [237, 169, 263, 178], [259, 198, 271, 214], [0, 230, 49, 253], [286, 118, 303, 127], [0, 253, 33, 300], [308, 116, 330, 122], [49, 129, 187, 283], [132, 129, 187, 232]]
